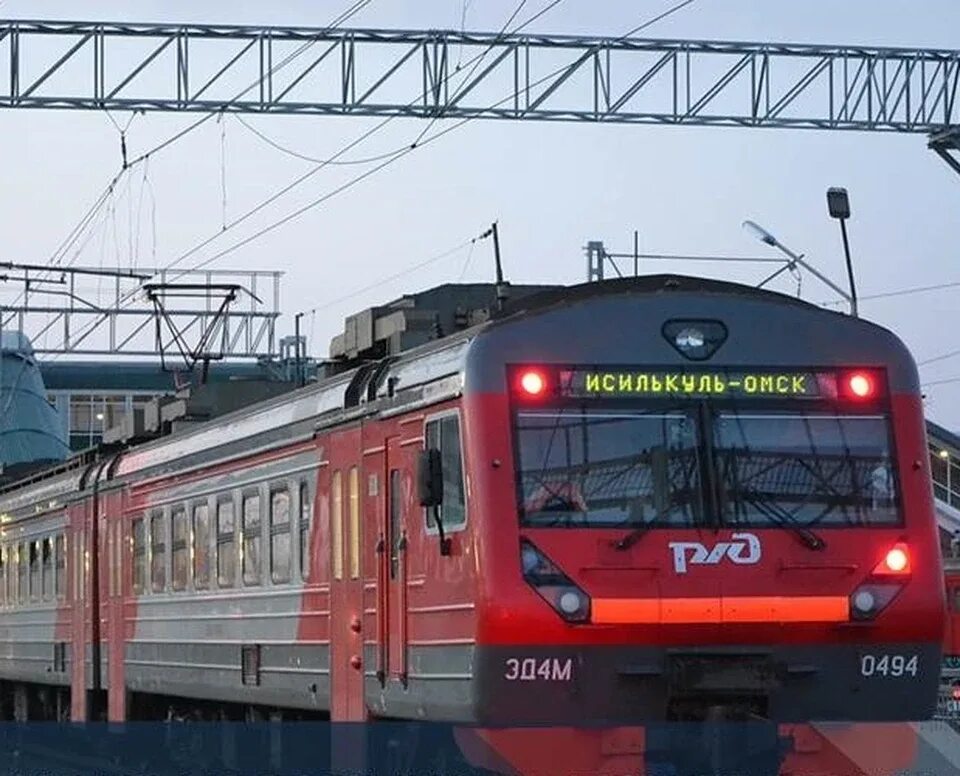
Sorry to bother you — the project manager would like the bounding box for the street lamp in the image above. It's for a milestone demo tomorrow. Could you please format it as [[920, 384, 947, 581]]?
[[827, 187, 859, 317], [742, 220, 853, 306]]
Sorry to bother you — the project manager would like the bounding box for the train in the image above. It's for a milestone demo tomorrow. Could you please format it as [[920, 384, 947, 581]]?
[[0, 274, 946, 775]]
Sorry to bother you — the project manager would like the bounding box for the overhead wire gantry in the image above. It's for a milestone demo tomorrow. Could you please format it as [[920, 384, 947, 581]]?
[[0, 19, 957, 172]]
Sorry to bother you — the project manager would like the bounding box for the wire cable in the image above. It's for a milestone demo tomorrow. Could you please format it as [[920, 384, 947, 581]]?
[[163, 0, 550, 277], [60, 0, 698, 352], [182, 0, 694, 273]]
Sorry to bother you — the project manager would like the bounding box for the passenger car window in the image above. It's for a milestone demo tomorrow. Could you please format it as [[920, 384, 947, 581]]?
[[331, 471, 344, 580], [132, 519, 146, 594], [300, 482, 313, 581], [150, 511, 166, 593], [193, 503, 210, 590], [242, 492, 261, 586], [270, 489, 291, 584], [217, 499, 235, 588], [171, 508, 188, 591]]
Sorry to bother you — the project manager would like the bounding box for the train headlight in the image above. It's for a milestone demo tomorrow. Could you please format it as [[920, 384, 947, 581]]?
[[852, 590, 876, 614], [849, 583, 903, 621], [519, 540, 591, 623]]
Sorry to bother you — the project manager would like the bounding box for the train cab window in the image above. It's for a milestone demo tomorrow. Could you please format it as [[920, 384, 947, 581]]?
[[171, 508, 188, 592], [41, 538, 53, 601], [331, 471, 344, 581], [713, 412, 901, 527], [132, 518, 146, 595], [270, 488, 291, 584], [242, 492, 261, 586], [217, 499, 236, 588], [424, 414, 467, 532], [389, 469, 401, 580], [29, 541, 40, 602], [150, 511, 166, 593], [18, 543, 27, 605], [299, 482, 313, 581], [55, 535, 65, 601], [348, 467, 360, 579], [193, 503, 210, 590]]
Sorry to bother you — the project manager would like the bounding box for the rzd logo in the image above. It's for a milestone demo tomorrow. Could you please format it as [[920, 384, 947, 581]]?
[[669, 533, 761, 574]]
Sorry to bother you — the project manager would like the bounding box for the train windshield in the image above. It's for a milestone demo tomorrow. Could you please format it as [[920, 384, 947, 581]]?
[[516, 409, 703, 527], [714, 411, 898, 527], [515, 408, 899, 528]]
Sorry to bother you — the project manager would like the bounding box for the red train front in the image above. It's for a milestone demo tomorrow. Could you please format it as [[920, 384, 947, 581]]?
[[447, 275, 944, 771]]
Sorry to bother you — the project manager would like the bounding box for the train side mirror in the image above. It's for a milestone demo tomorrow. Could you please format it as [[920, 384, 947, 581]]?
[[417, 448, 444, 507]]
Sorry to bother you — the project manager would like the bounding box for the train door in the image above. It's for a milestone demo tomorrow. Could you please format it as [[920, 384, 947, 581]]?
[[328, 460, 348, 719], [343, 463, 365, 719], [329, 430, 367, 721], [377, 435, 408, 686]]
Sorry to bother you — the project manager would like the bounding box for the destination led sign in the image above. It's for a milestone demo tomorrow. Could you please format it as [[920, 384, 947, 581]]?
[[557, 369, 827, 399]]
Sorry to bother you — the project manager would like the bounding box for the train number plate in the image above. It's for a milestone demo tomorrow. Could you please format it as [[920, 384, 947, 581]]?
[[859, 653, 919, 678]]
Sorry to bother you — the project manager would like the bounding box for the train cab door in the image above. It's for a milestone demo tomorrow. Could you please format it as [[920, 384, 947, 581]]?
[[378, 435, 408, 687]]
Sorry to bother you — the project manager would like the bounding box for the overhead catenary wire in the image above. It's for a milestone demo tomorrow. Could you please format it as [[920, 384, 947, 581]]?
[[162, 0, 551, 278], [58, 0, 699, 352], [295, 230, 490, 319], [179, 0, 697, 274], [24, 0, 377, 290], [54, 0, 563, 348], [35, 0, 380, 357]]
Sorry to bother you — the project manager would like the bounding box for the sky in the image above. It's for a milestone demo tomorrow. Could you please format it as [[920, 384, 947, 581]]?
[[1, 1, 959, 429]]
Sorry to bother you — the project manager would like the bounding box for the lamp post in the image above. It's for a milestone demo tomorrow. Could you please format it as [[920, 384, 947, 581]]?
[[827, 187, 858, 317], [742, 220, 853, 307]]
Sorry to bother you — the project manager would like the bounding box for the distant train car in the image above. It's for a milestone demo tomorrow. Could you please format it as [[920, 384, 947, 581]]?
[[0, 275, 945, 775]]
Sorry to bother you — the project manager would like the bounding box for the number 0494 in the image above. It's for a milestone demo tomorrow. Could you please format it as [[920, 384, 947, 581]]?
[[860, 654, 918, 678]]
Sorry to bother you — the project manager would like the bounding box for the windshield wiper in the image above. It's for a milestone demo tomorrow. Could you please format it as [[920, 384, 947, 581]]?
[[614, 519, 655, 550], [740, 493, 826, 551]]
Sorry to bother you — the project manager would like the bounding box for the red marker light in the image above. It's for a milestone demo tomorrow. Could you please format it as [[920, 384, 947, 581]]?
[[846, 372, 875, 399], [519, 370, 546, 396], [873, 543, 911, 576]]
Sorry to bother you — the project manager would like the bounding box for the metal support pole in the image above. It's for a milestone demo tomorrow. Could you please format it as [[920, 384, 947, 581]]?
[[839, 218, 858, 317], [492, 222, 507, 310]]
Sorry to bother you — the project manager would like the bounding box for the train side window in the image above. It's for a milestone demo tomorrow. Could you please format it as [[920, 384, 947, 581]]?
[[7, 547, 14, 607], [30, 541, 40, 602], [41, 538, 53, 601], [331, 471, 344, 581], [348, 467, 360, 579], [424, 414, 467, 532], [55, 535, 65, 601], [132, 518, 146, 594], [242, 492, 262, 586], [193, 503, 210, 590], [389, 469, 401, 580], [270, 488, 291, 584], [150, 511, 166, 593], [299, 481, 313, 581], [171, 508, 188, 592], [18, 543, 27, 605], [217, 498, 236, 588], [0, 548, 5, 607]]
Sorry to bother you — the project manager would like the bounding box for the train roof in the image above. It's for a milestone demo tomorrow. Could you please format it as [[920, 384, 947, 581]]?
[[0, 273, 906, 495]]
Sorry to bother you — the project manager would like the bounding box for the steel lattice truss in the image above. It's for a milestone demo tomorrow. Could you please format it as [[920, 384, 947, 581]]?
[[0, 266, 282, 358], [0, 19, 957, 137]]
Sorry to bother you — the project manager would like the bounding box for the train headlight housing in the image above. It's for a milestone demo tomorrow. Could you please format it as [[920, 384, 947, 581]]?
[[849, 583, 903, 621], [519, 540, 591, 623]]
